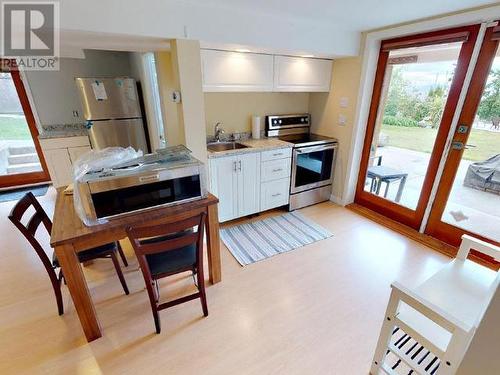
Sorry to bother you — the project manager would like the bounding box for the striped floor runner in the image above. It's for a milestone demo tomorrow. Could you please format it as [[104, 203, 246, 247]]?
[[220, 211, 333, 266]]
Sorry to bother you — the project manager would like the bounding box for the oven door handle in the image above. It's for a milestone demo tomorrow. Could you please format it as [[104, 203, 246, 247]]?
[[295, 144, 337, 154]]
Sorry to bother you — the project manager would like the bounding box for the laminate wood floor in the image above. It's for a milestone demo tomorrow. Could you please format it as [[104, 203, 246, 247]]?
[[0, 188, 449, 374]]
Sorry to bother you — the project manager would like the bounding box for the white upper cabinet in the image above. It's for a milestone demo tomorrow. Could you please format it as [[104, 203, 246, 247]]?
[[201, 50, 274, 92], [201, 49, 333, 92], [273, 56, 332, 92]]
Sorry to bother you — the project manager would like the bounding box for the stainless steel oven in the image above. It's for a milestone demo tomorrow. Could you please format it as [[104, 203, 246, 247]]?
[[291, 143, 337, 194], [266, 114, 338, 210]]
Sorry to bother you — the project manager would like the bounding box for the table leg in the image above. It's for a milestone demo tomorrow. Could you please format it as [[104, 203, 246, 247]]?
[[206, 204, 221, 284], [395, 176, 407, 203], [384, 181, 390, 198], [375, 178, 382, 195], [54, 243, 102, 342]]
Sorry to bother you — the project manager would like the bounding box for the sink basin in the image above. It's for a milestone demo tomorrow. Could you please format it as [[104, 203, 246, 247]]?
[[207, 142, 249, 152]]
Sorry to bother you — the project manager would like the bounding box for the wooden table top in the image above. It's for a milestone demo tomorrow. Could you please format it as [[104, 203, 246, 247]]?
[[50, 189, 219, 247]]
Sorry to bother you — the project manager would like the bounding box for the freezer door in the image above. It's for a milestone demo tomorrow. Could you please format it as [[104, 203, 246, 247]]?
[[88, 119, 148, 153], [76, 77, 142, 120]]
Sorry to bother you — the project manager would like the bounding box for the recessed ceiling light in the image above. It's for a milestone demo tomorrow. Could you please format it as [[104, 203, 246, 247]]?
[[301, 54, 314, 58], [236, 48, 251, 53]]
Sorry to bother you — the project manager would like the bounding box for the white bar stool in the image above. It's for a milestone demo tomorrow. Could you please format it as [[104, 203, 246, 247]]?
[[370, 235, 500, 375]]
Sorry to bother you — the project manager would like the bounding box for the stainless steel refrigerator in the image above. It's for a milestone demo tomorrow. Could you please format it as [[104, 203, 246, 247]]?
[[76, 77, 149, 153]]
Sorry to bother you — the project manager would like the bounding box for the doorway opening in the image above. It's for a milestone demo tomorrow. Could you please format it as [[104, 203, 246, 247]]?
[[0, 60, 49, 188]]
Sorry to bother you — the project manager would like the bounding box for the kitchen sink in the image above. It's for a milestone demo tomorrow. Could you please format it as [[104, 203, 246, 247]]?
[[207, 142, 249, 152]]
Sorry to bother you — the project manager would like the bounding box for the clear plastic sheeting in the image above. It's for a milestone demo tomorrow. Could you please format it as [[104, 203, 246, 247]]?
[[73, 147, 143, 226]]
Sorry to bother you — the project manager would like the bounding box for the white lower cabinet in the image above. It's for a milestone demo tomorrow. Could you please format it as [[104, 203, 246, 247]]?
[[237, 152, 261, 217], [261, 178, 290, 211], [209, 152, 260, 222], [39, 136, 91, 188], [43, 148, 74, 188], [209, 147, 293, 222]]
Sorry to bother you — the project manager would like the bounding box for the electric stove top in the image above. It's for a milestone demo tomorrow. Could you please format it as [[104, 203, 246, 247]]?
[[278, 133, 338, 148]]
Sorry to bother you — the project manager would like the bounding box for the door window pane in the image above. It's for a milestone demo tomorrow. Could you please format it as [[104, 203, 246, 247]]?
[[363, 42, 462, 209], [441, 47, 500, 242], [0, 72, 42, 176]]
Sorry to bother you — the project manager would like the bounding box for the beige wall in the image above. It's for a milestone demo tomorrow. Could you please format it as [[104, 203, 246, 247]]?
[[155, 40, 208, 162], [155, 51, 184, 146], [309, 56, 363, 201], [174, 39, 207, 162], [204, 92, 310, 135]]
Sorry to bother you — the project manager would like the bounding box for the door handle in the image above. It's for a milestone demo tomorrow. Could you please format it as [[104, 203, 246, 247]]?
[[233, 161, 237, 172], [238, 160, 242, 171]]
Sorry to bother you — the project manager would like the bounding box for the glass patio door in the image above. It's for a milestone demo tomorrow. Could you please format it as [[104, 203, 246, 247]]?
[[426, 24, 500, 247], [0, 60, 49, 188], [355, 25, 480, 229]]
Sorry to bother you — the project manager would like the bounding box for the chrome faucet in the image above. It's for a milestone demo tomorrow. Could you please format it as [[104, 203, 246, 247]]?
[[214, 122, 224, 142]]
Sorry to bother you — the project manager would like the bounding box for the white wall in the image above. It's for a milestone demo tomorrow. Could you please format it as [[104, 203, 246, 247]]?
[[24, 50, 133, 127], [59, 0, 358, 58]]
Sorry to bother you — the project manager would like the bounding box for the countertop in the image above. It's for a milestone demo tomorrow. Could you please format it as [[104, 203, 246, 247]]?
[[207, 137, 293, 159], [38, 124, 88, 139]]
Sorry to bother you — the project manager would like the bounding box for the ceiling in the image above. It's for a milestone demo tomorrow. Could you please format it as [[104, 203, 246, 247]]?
[[58, 0, 498, 58], [186, 0, 495, 31]]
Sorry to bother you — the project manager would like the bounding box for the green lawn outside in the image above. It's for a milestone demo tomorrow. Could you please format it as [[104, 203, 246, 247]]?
[[380, 125, 500, 161], [0, 116, 31, 140]]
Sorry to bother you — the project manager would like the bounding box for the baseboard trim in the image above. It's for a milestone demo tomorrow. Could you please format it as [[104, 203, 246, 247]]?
[[347, 203, 498, 270], [329, 194, 344, 206]]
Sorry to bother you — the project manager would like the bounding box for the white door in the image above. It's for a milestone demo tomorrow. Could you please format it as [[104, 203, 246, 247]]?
[[201, 49, 274, 92], [273, 56, 332, 92], [209, 156, 238, 222], [237, 152, 261, 217]]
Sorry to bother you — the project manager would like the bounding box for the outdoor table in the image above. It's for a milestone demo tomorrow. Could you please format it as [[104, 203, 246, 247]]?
[[367, 165, 408, 203]]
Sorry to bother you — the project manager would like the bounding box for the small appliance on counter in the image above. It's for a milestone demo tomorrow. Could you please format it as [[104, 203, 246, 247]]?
[[265, 114, 338, 210], [75, 145, 207, 222], [76, 77, 149, 153]]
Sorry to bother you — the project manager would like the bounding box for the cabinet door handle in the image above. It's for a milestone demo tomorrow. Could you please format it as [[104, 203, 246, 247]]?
[[271, 193, 281, 197], [233, 161, 237, 172], [272, 168, 283, 172], [272, 153, 282, 157], [238, 160, 242, 171]]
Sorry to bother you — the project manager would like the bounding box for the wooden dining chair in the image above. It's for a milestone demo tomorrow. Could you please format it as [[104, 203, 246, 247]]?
[[126, 212, 208, 333], [8, 192, 129, 316]]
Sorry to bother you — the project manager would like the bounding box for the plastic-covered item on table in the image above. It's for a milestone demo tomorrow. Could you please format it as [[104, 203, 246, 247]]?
[[72, 147, 143, 226]]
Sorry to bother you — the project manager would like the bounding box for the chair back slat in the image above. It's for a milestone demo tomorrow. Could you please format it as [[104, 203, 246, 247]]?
[[128, 214, 202, 240], [133, 232, 200, 256], [127, 212, 206, 266]]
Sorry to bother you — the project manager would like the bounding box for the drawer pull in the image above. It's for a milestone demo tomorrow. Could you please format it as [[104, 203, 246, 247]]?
[[272, 168, 283, 172], [271, 193, 281, 197], [272, 153, 282, 156]]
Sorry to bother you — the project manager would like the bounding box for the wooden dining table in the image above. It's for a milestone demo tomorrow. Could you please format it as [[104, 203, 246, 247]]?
[[50, 189, 221, 342]]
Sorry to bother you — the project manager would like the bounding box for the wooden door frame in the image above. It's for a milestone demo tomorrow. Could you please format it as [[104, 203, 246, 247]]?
[[0, 59, 49, 188], [425, 25, 500, 250], [354, 25, 480, 230]]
